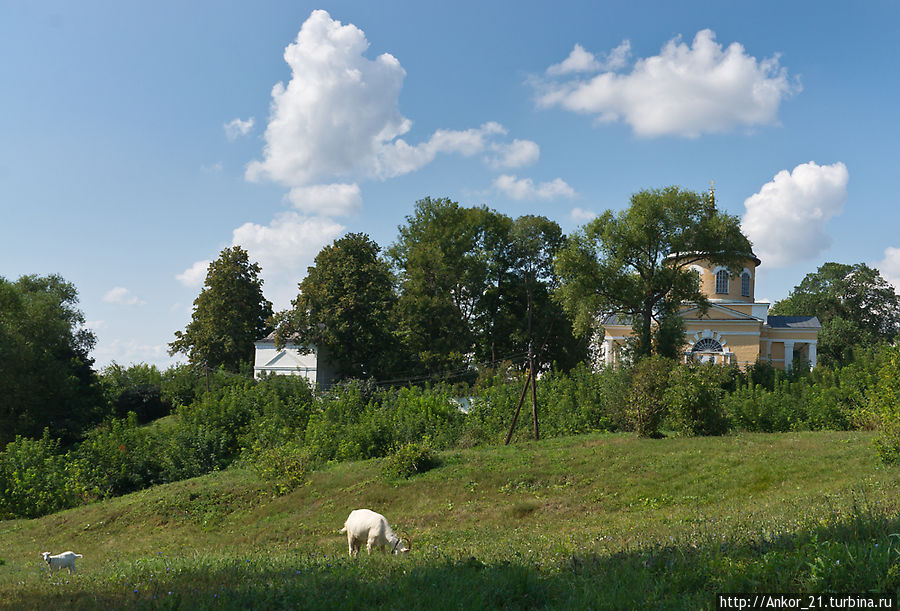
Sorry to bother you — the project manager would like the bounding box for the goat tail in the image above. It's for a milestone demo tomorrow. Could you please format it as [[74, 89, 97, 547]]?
[[75, 554, 84, 558], [339, 526, 347, 534]]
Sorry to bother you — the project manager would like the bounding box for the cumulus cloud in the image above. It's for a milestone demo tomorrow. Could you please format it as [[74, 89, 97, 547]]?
[[231, 212, 345, 308], [377, 122, 507, 178], [245, 10, 540, 202], [179, 212, 344, 309], [487, 139, 540, 169], [176, 260, 211, 288], [570, 207, 597, 223], [741, 161, 849, 268], [493, 174, 576, 200], [287, 183, 362, 216], [224, 117, 254, 140], [535, 29, 800, 137], [103, 287, 145, 306], [546, 41, 631, 75], [875, 247, 900, 292]]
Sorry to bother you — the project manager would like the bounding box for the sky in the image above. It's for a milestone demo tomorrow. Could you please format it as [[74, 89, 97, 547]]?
[[3, 1, 900, 370]]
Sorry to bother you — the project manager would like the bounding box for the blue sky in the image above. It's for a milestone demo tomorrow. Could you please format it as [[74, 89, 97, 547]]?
[[3, 1, 899, 369]]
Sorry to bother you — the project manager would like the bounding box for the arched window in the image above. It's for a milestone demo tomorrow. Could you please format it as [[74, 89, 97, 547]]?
[[741, 271, 751, 297], [715, 269, 729, 294], [691, 338, 723, 353]]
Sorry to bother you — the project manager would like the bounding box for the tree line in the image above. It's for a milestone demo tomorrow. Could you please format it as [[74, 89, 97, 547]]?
[[4, 186, 900, 450]]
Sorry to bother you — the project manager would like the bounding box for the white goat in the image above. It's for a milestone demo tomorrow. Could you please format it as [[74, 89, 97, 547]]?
[[339, 509, 411, 556], [41, 551, 83, 576]]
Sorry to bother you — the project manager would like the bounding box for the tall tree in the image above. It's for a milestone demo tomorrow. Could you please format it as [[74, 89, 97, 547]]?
[[273, 233, 400, 380], [554, 186, 752, 359], [391, 198, 586, 375], [169, 246, 273, 373], [770, 262, 900, 366], [478, 215, 586, 370], [389, 197, 493, 373], [0, 274, 105, 444]]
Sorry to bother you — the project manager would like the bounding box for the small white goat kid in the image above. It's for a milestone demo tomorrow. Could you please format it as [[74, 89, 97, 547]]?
[[340, 509, 411, 556], [41, 551, 83, 576]]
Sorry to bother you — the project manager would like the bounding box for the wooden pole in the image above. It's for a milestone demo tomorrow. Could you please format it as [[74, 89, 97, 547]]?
[[530, 354, 539, 441], [505, 368, 532, 445]]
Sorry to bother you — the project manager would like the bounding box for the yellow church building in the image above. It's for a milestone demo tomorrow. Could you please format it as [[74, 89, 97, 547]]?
[[600, 253, 820, 370]]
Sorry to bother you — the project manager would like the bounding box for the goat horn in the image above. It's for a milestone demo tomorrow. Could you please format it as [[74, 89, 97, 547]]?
[[404, 537, 411, 551]]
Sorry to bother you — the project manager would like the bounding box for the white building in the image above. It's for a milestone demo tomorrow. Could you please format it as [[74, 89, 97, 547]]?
[[253, 332, 335, 388]]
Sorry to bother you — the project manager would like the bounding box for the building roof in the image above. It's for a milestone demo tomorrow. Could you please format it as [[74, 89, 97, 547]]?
[[766, 315, 821, 329]]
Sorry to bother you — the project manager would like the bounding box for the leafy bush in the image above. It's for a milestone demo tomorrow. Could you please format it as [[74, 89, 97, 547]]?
[[723, 383, 798, 432], [536, 364, 626, 436], [247, 439, 310, 495], [464, 367, 526, 445], [869, 349, 900, 463], [626, 356, 673, 437], [664, 364, 727, 436], [382, 439, 437, 479], [71, 413, 168, 497], [0, 431, 81, 519]]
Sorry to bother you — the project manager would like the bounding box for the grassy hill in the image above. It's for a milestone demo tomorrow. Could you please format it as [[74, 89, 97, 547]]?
[[1, 431, 898, 609]]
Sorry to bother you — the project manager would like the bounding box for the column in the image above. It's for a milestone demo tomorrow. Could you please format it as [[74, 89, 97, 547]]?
[[783, 340, 795, 371], [603, 340, 613, 366], [808, 342, 817, 368], [766, 339, 772, 362]]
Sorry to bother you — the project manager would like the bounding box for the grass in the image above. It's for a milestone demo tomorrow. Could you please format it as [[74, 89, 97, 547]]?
[[1, 430, 898, 609]]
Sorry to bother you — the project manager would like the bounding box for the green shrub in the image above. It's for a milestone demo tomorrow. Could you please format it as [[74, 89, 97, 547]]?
[[665, 364, 727, 436], [381, 439, 437, 480], [247, 439, 310, 495], [72, 413, 168, 497], [722, 383, 798, 432], [0, 431, 82, 519], [465, 368, 525, 444], [869, 349, 900, 463], [626, 356, 674, 437]]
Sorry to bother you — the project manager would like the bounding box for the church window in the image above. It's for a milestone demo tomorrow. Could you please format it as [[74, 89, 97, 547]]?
[[741, 272, 751, 297], [715, 270, 729, 294], [692, 338, 723, 353]]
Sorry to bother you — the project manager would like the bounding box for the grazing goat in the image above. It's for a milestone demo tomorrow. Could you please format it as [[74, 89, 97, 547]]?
[[41, 551, 83, 576], [340, 509, 411, 556]]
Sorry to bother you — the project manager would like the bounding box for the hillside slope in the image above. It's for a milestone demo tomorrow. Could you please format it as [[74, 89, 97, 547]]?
[[1, 431, 898, 609]]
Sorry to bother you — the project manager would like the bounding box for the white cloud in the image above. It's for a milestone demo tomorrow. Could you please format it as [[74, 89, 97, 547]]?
[[377, 122, 507, 178], [487, 139, 540, 169], [224, 117, 255, 140], [570, 207, 597, 223], [287, 183, 362, 216], [231, 212, 345, 308], [741, 161, 849, 268], [875, 247, 900, 292], [103, 287, 145, 306], [493, 174, 576, 200], [245, 10, 412, 186], [546, 41, 631, 75], [179, 212, 344, 309], [536, 29, 800, 137], [176, 260, 211, 288], [245, 10, 538, 201]]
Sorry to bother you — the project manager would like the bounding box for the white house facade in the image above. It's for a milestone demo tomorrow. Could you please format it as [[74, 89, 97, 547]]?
[[253, 332, 335, 388]]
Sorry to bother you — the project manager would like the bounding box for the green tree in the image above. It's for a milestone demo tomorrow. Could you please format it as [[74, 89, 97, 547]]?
[[770, 262, 900, 367], [391, 198, 585, 376], [169, 246, 273, 373], [554, 186, 752, 359], [0, 274, 106, 444], [481, 215, 586, 370], [390, 198, 495, 374], [273, 233, 401, 380]]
